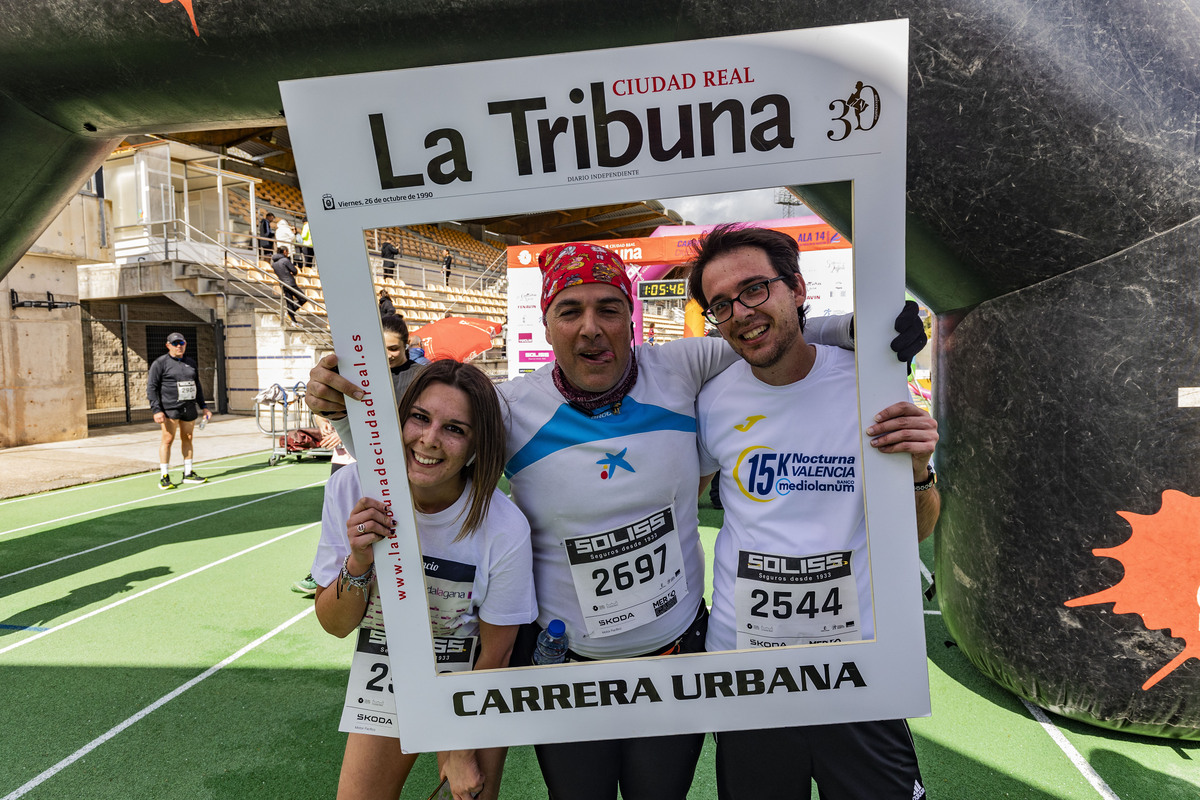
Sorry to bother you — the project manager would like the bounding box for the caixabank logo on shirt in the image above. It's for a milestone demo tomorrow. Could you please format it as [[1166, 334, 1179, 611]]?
[[734, 446, 857, 502]]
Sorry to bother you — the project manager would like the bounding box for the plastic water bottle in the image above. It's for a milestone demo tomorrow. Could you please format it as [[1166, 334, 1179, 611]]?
[[197, 415, 207, 430], [532, 619, 568, 665]]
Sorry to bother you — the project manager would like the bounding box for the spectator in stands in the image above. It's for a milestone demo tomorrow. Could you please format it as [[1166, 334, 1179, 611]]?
[[442, 248, 453, 285], [381, 314, 426, 401], [271, 244, 309, 323], [298, 217, 314, 269], [381, 240, 399, 279], [408, 335, 431, 366], [275, 217, 296, 256], [646, 322, 656, 345], [258, 212, 276, 257], [378, 289, 396, 317]]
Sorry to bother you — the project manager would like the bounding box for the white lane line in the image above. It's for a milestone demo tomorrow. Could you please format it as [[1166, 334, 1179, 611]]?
[[0, 461, 300, 538], [0, 479, 328, 582], [922, 599, 1116, 797], [1, 606, 314, 800], [1019, 698, 1122, 799], [0, 521, 319, 657], [915, 553, 1117, 798], [0, 450, 272, 508]]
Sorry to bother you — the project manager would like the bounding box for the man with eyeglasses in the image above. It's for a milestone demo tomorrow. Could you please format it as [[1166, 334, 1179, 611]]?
[[148, 332, 212, 490], [688, 223, 939, 800]]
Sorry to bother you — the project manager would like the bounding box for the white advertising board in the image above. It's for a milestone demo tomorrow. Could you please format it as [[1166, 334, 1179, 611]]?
[[801, 248, 856, 318], [506, 264, 551, 378], [281, 19, 926, 752]]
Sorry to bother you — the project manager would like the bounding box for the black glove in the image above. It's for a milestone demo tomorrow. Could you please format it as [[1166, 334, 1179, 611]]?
[[891, 300, 927, 364]]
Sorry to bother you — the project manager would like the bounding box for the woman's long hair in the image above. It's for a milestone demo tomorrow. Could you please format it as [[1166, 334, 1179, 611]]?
[[396, 359, 506, 539]]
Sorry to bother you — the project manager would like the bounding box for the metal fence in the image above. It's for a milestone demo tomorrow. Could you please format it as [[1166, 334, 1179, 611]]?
[[82, 303, 225, 427]]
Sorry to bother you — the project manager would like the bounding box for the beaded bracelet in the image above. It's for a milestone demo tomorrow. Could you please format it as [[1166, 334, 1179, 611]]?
[[338, 555, 374, 597], [914, 464, 938, 492]]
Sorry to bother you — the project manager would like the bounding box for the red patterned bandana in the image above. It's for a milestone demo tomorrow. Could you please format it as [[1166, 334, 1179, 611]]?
[[539, 242, 634, 314]]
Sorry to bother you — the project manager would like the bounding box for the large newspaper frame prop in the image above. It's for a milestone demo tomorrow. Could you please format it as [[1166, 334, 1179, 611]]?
[[282, 19, 927, 752]]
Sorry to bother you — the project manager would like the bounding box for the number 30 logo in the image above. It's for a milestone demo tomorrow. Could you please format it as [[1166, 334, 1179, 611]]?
[[828, 81, 881, 142]]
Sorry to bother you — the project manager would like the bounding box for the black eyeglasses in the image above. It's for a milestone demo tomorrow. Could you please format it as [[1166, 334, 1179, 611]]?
[[168, 340, 186, 346], [702, 276, 789, 325]]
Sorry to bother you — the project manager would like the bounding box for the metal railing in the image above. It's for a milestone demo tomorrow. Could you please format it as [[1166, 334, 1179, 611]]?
[[117, 219, 332, 346], [115, 219, 516, 351]]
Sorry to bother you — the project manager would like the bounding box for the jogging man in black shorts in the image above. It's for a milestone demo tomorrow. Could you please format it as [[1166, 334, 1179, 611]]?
[[148, 332, 212, 490]]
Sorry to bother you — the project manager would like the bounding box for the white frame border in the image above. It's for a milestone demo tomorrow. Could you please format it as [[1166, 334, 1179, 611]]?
[[282, 19, 927, 752]]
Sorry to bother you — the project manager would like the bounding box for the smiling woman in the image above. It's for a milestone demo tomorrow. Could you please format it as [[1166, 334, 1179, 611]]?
[[310, 360, 536, 800], [403, 381, 475, 513]]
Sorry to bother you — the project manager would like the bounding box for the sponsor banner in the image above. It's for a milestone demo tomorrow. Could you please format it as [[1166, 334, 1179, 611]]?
[[505, 224, 851, 359], [506, 261, 550, 378], [282, 19, 927, 753], [505, 223, 847, 271], [801, 248, 855, 318]]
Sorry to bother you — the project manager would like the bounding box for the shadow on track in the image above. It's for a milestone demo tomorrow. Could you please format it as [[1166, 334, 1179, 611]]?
[[0, 567, 173, 637], [1, 484, 328, 603]]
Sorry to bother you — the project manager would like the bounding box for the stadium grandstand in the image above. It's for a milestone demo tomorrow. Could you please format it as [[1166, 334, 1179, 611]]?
[[8, 127, 701, 443]]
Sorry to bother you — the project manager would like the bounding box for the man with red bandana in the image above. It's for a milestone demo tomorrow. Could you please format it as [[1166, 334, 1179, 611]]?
[[305, 241, 922, 800]]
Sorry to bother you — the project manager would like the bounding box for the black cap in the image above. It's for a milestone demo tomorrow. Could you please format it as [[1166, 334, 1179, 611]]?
[[167, 333, 186, 345]]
